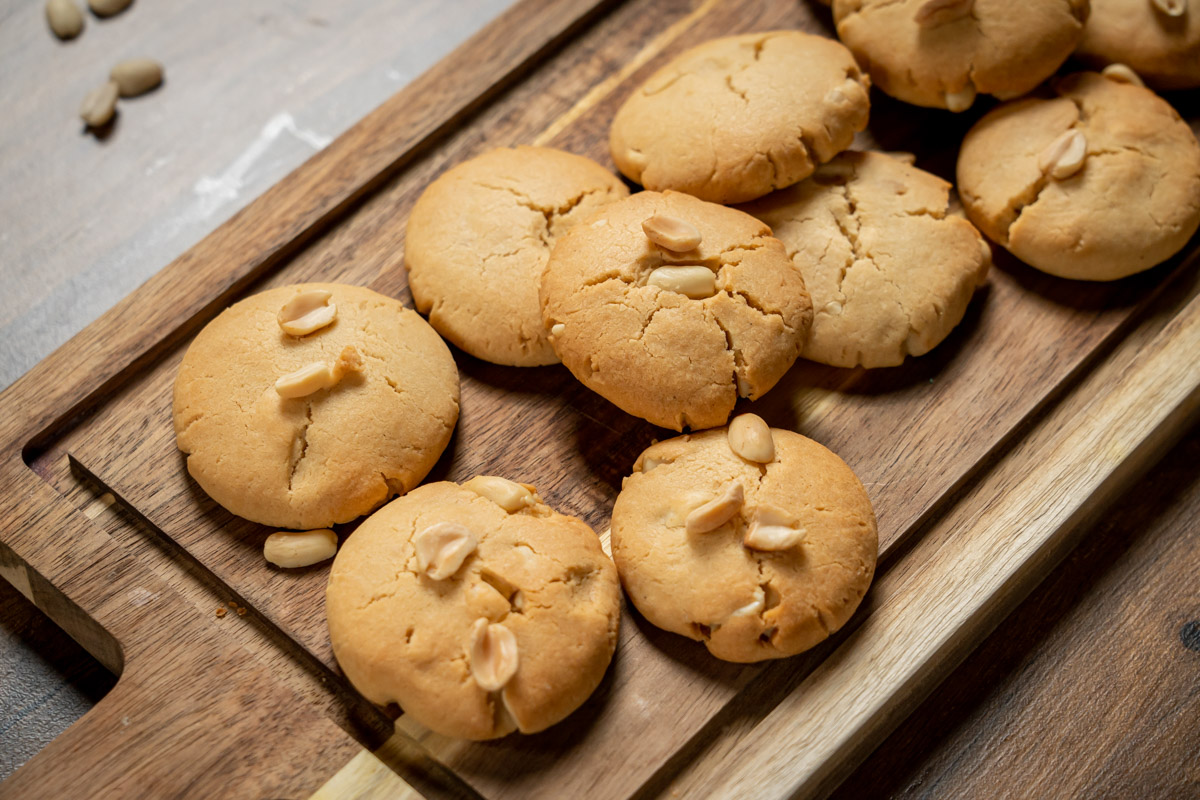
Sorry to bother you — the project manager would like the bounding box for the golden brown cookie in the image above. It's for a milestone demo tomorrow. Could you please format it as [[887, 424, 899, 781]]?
[[609, 31, 870, 204], [957, 72, 1200, 281], [833, 0, 1090, 111], [540, 191, 813, 431], [610, 418, 877, 663], [173, 284, 459, 530], [325, 477, 621, 740], [1076, 0, 1200, 90], [740, 151, 991, 368], [406, 147, 630, 366]]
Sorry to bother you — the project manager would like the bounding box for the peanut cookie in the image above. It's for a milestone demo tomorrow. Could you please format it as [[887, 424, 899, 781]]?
[[173, 284, 459, 530], [1076, 0, 1200, 90], [957, 72, 1200, 281], [740, 151, 990, 368], [833, 0, 1089, 111], [325, 477, 621, 740], [609, 31, 870, 204], [610, 418, 877, 663], [540, 191, 813, 431], [406, 147, 630, 366]]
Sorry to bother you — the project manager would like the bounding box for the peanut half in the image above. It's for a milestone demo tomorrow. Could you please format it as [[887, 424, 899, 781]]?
[[80, 81, 119, 128], [264, 529, 337, 568], [1101, 63, 1145, 88], [1151, 0, 1186, 16], [743, 505, 805, 551], [88, 0, 132, 16], [414, 522, 477, 580], [463, 475, 537, 513], [944, 85, 977, 113], [686, 482, 745, 534], [647, 265, 716, 299], [727, 413, 775, 463], [274, 345, 363, 398], [469, 618, 519, 692], [1038, 130, 1087, 180], [110, 58, 164, 98], [914, 0, 974, 26], [278, 289, 337, 336], [642, 214, 702, 252], [46, 0, 84, 39]]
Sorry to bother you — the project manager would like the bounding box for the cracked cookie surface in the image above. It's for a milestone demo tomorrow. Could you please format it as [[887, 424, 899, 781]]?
[[1076, 0, 1200, 90], [325, 480, 620, 740], [833, 0, 1088, 110], [957, 72, 1200, 281], [608, 31, 870, 204], [610, 427, 877, 663], [540, 191, 813, 431], [740, 151, 990, 369], [406, 146, 629, 366], [173, 283, 459, 529]]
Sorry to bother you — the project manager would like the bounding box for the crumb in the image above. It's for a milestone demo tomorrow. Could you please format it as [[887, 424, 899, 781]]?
[[227, 601, 237, 608], [215, 607, 227, 618], [236, 606, 247, 616]]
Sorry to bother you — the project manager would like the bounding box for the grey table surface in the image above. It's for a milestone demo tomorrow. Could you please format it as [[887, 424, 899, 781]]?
[[0, 0, 513, 781]]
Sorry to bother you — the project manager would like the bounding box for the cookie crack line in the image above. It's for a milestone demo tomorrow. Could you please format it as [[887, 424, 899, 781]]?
[[287, 399, 313, 493], [477, 181, 608, 249]]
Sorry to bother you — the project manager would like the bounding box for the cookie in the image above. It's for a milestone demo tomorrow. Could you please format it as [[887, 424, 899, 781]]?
[[406, 147, 630, 366], [609, 31, 870, 204], [325, 477, 621, 740], [540, 190, 813, 431], [173, 283, 459, 530], [833, 0, 1089, 111], [610, 417, 877, 663], [957, 72, 1200, 281], [740, 151, 991, 368], [1076, 0, 1200, 90]]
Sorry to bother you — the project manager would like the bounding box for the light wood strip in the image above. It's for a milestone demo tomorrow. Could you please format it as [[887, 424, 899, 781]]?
[[662, 274, 1200, 799]]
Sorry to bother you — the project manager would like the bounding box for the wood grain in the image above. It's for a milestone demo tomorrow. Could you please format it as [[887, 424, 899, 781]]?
[[831, 424, 1200, 799], [658, 258, 1200, 800], [1, 0, 1198, 796]]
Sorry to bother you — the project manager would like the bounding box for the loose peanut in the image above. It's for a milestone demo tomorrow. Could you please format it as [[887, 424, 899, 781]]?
[[264, 529, 337, 568], [88, 0, 132, 16], [944, 85, 976, 113], [80, 81, 119, 127], [1101, 63, 1145, 88], [46, 0, 84, 39], [110, 58, 163, 97]]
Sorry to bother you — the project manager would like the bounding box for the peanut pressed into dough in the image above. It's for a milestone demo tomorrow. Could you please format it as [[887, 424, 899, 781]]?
[[610, 427, 877, 663], [957, 72, 1200, 281], [326, 480, 621, 740], [540, 190, 813, 431], [173, 283, 459, 530]]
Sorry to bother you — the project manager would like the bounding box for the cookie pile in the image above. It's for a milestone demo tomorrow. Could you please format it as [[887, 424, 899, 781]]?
[[172, 9, 1199, 741]]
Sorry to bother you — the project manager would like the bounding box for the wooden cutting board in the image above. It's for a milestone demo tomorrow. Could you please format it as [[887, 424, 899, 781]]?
[[2, 0, 1198, 798]]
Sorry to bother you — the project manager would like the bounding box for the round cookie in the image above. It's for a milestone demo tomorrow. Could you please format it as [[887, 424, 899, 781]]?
[[957, 72, 1200, 281], [540, 190, 814, 431], [406, 147, 630, 366], [173, 283, 459, 530], [833, 0, 1089, 111], [609, 31, 871, 204], [610, 419, 878, 663], [325, 477, 621, 740], [740, 151, 991, 369], [1076, 0, 1200, 90]]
